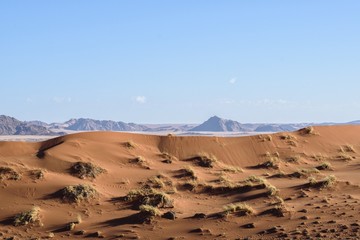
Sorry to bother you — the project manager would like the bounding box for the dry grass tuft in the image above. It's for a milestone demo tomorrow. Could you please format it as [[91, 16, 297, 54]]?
[[315, 162, 332, 171], [61, 184, 98, 203], [29, 169, 45, 180], [190, 153, 217, 168], [125, 188, 173, 209], [298, 126, 316, 135], [308, 175, 337, 190], [0, 167, 21, 181], [70, 162, 105, 179], [13, 206, 41, 226], [285, 155, 300, 163], [223, 203, 254, 216], [257, 158, 279, 169], [123, 141, 136, 149]]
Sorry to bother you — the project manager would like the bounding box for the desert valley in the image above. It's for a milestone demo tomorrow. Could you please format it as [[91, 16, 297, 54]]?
[[1, 125, 360, 239]]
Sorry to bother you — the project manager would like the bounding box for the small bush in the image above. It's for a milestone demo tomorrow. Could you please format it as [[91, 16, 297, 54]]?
[[245, 175, 266, 185], [123, 141, 136, 149], [311, 154, 326, 161], [139, 205, 161, 222], [279, 134, 297, 141], [61, 184, 98, 203], [336, 153, 355, 161], [316, 162, 332, 170], [286, 156, 300, 163], [340, 144, 356, 153], [190, 153, 217, 168], [308, 175, 337, 190], [70, 162, 105, 179], [160, 152, 177, 161], [288, 168, 320, 178], [182, 180, 198, 191], [178, 167, 197, 180], [125, 188, 173, 209], [29, 169, 45, 180], [13, 206, 41, 226], [0, 167, 21, 181], [262, 204, 288, 217], [223, 203, 254, 216], [222, 165, 243, 173], [261, 135, 272, 142], [257, 159, 279, 169], [130, 156, 149, 168], [266, 184, 279, 196], [298, 126, 315, 135]]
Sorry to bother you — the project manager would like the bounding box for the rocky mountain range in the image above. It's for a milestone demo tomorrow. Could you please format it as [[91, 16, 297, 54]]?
[[0, 115, 358, 135]]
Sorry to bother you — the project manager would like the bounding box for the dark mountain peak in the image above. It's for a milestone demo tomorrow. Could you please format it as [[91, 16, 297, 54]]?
[[190, 116, 245, 132]]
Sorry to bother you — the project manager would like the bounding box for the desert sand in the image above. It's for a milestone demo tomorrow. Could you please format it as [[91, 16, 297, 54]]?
[[1, 125, 360, 239]]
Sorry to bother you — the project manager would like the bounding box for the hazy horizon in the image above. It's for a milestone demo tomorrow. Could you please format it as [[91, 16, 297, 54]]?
[[1, 1, 359, 123]]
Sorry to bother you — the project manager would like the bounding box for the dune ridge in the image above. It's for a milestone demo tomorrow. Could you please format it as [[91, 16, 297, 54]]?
[[1, 125, 360, 239]]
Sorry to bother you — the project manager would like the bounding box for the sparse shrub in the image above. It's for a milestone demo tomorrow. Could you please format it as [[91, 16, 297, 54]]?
[[262, 135, 272, 142], [270, 171, 287, 178], [160, 152, 177, 162], [245, 175, 266, 185], [257, 158, 279, 169], [139, 205, 161, 222], [222, 165, 243, 173], [271, 196, 284, 205], [311, 153, 326, 161], [262, 204, 288, 217], [177, 167, 197, 180], [340, 144, 356, 153], [190, 153, 217, 168], [61, 184, 98, 203], [125, 188, 173, 209], [216, 175, 234, 187], [336, 153, 355, 161], [130, 156, 149, 168], [0, 167, 21, 180], [29, 169, 45, 180], [316, 162, 332, 170], [266, 184, 279, 196], [223, 203, 254, 216], [182, 180, 198, 191], [308, 175, 337, 189], [299, 126, 316, 135], [288, 140, 298, 147], [70, 162, 105, 179], [279, 134, 297, 141], [124, 141, 136, 149], [146, 175, 167, 189], [13, 206, 41, 226], [286, 156, 300, 163], [289, 168, 320, 178]]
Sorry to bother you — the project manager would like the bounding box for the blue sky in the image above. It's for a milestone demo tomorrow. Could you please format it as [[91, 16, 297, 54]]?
[[1, 1, 360, 123]]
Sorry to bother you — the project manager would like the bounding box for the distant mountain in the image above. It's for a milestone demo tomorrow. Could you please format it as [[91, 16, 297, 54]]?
[[189, 116, 246, 132], [0, 115, 55, 135], [64, 118, 148, 131], [254, 124, 304, 132], [2, 114, 360, 136]]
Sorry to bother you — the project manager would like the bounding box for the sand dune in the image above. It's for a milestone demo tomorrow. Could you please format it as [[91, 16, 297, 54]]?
[[1, 125, 360, 239]]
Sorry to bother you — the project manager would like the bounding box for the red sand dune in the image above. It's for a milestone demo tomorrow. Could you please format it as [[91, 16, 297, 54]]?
[[1, 125, 360, 239]]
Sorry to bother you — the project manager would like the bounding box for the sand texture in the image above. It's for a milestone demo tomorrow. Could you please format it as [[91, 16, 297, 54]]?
[[1, 125, 360, 239]]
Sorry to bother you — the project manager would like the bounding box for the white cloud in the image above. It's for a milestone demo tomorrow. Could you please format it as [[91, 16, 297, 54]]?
[[26, 97, 33, 103], [135, 96, 147, 104], [229, 78, 237, 84]]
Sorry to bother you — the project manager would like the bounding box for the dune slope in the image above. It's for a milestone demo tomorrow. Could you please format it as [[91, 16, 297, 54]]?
[[1, 126, 360, 239]]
